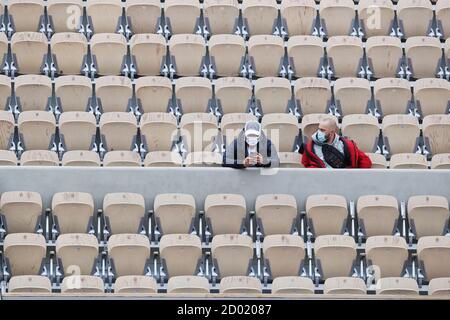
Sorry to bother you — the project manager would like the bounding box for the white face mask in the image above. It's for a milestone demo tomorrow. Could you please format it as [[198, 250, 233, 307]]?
[[246, 136, 259, 146]]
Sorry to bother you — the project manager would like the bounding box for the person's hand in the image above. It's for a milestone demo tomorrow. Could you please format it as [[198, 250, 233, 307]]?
[[255, 153, 264, 164], [244, 156, 255, 167]]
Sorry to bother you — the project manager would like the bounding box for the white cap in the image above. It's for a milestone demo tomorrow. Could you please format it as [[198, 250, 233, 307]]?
[[244, 121, 261, 137]]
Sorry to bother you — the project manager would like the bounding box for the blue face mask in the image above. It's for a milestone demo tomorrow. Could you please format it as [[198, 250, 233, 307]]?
[[315, 130, 328, 144]]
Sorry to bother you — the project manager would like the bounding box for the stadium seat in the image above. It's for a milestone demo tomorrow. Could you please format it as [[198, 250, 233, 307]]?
[[334, 78, 372, 116], [18, 111, 56, 150], [280, 0, 317, 37], [52, 192, 95, 234], [103, 193, 145, 234], [20, 150, 59, 166], [319, 0, 356, 37], [357, 0, 395, 38], [248, 35, 285, 78], [184, 151, 222, 167], [397, 0, 433, 38], [140, 113, 177, 153], [271, 276, 315, 294], [382, 115, 420, 154], [287, 36, 324, 78], [314, 235, 357, 279], [102, 151, 141, 167], [279, 152, 303, 168], [357, 195, 399, 236], [135, 76, 173, 114], [55, 75, 92, 112], [8, 275, 52, 293], [204, 194, 246, 236], [15, 75, 52, 112], [255, 194, 298, 236], [422, 115, 450, 155], [203, 0, 240, 35], [294, 77, 332, 115], [99, 112, 138, 151], [164, 0, 201, 35], [55, 233, 99, 275], [255, 77, 292, 114], [301, 114, 338, 139], [0, 111, 15, 150], [0, 191, 42, 234], [0, 75, 11, 111], [153, 193, 196, 235], [341, 114, 380, 153], [0, 150, 18, 166], [365, 236, 408, 277], [11, 32, 48, 75], [306, 194, 348, 236], [414, 78, 450, 117], [417, 236, 450, 280], [3, 233, 46, 275], [159, 234, 202, 277], [167, 275, 210, 294], [405, 37, 443, 79], [215, 77, 252, 114], [211, 234, 254, 277], [436, 0, 450, 39], [326, 36, 364, 78], [376, 277, 419, 295], [0, 32, 6, 67], [241, 0, 279, 36], [143, 151, 183, 167], [61, 275, 105, 293], [114, 275, 157, 294], [179, 113, 218, 153], [262, 235, 305, 278], [95, 76, 133, 109], [50, 32, 88, 76], [107, 234, 151, 277], [125, 0, 162, 34], [208, 35, 246, 77], [175, 77, 212, 114], [62, 150, 101, 167], [323, 277, 366, 294], [221, 113, 258, 145], [365, 36, 403, 79], [59, 112, 97, 151], [428, 278, 450, 296], [47, 0, 84, 33], [373, 78, 412, 115], [431, 153, 450, 169], [130, 34, 167, 76], [261, 113, 299, 152], [86, 0, 123, 34], [90, 33, 128, 76], [168, 34, 206, 77], [220, 276, 262, 294], [389, 153, 428, 169], [8, 0, 45, 32]]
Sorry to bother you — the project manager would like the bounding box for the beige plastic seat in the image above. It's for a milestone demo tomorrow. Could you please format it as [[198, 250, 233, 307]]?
[[209, 35, 246, 77], [326, 36, 364, 78], [108, 234, 151, 277], [366, 36, 403, 79], [55, 75, 92, 112], [153, 193, 196, 234], [428, 278, 450, 296], [0, 191, 42, 233], [255, 77, 292, 114], [279, 152, 303, 168], [140, 112, 177, 152], [408, 196, 449, 238], [167, 276, 210, 294], [271, 276, 315, 295], [184, 152, 222, 167], [281, 0, 317, 37], [175, 77, 212, 114], [3, 233, 46, 276], [319, 0, 356, 37], [0, 150, 18, 166], [91, 34, 128, 76], [287, 36, 324, 78], [374, 78, 412, 115], [341, 114, 380, 153], [169, 34, 206, 77], [203, 0, 240, 35], [215, 77, 252, 114], [366, 153, 388, 168], [248, 35, 285, 78], [18, 111, 56, 150], [0, 111, 15, 150], [422, 115, 450, 155], [143, 151, 183, 167], [15, 75, 52, 112], [99, 112, 138, 151], [159, 234, 202, 277], [405, 37, 442, 79], [263, 235, 305, 278], [51, 33, 88, 76], [47, 0, 84, 33], [0, 75, 11, 111], [61, 275, 104, 293], [11, 32, 48, 74], [323, 277, 367, 294], [376, 277, 419, 295], [315, 235, 357, 279], [414, 78, 450, 117], [366, 236, 408, 277], [103, 193, 145, 234], [241, 0, 279, 36], [431, 153, 450, 169], [20, 150, 59, 166], [103, 151, 141, 167], [437, 0, 450, 39], [8, 275, 52, 293], [357, 195, 399, 236], [59, 112, 97, 151], [135, 76, 173, 113], [0, 33, 6, 67], [55, 234, 99, 275], [305, 195, 348, 236], [211, 234, 254, 277], [301, 114, 338, 139], [164, 0, 201, 35], [334, 78, 372, 116], [294, 77, 332, 115], [255, 194, 297, 235], [114, 276, 158, 294], [382, 115, 420, 154], [179, 113, 218, 153], [62, 150, 101, 167], [130, 34, 167, 76], [125, 0, 161, 34], [52, 192, 95, 234], [220, 276, 262, 294], [397, 0, 433, 38], [8, 0, 45, 32], [86, 0, 123, 34], [417, 236, 450, 280], [221, 113, 258, 145], [357, 0, 395, 37], [204, 194, 246, 236], [261, 113, 299, 152], [389, 153, 428, 169]]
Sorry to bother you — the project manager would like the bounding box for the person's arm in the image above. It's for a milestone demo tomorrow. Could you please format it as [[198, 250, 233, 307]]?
[[222, 140, 247, 169], [356, 146, 373, 169], [256, 140, 279, 167]]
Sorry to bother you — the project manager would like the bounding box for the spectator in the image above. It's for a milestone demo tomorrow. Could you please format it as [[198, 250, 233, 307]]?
[[302, 118, 372, 168]]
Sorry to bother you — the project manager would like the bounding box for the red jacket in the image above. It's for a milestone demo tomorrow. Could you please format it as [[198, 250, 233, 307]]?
[[301, 137, 372, 169]]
